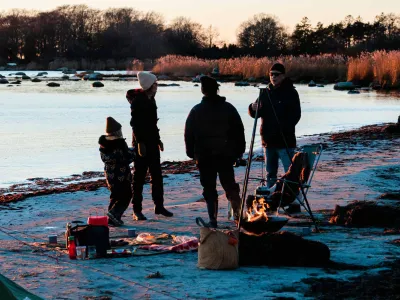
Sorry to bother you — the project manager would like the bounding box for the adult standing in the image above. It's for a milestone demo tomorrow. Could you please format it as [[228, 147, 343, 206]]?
[[248, 63, 301, 188], [126, 72, 173, 220], [185, 76, 245, 228]]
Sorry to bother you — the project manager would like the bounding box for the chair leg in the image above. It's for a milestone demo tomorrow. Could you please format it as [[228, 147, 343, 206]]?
[[298, 188, 320, 233]]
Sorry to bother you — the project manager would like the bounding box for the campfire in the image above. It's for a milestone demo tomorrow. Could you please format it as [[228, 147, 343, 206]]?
[[246, 197, 269, 223], [242, 197, 288, 235]]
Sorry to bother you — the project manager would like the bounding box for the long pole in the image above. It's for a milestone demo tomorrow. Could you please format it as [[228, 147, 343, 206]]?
[[237, 88, 264, 231]]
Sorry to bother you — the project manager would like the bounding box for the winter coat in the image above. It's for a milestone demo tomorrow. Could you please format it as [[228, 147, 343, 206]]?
[[98, 135, 135, 189], [185, 95, 245, 160], [126, 89, 161, 146], [248, 78, 301, 148]]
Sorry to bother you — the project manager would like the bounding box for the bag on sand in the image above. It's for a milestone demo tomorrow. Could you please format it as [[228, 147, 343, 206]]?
[[196, 217, 239, 270]]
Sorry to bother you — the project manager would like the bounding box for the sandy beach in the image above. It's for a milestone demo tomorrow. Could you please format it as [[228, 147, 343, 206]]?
[[0, 123, 399, 299]]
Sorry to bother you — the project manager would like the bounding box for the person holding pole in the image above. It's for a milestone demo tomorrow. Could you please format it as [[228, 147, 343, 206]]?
[[248, 63, 301, 188]]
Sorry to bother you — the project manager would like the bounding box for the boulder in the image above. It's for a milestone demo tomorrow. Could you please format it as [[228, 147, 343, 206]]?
[[308, 80, 316, 87], [348, 90, 360, 94], [88, 73, 103, 81], [92, 81, 104, 88], [10, 80, 21, 84], [317, 84, 325, 87], [334, 82, 359, 91], [15, 72, 26, 76], [0, 74, 5, 78], [21, 75, 30, 80], [47, 82, 60, 87], [31, 78, 41, 83], [157, 75, 170, 80], [62, 69, 76, 75], [0, 78, 9, 84], [37, 72, 48, 76], [235, 81, 250, 87], [69, 76, 80, 81], [211, 67, 219, 76], [61, 75, 69, 80]]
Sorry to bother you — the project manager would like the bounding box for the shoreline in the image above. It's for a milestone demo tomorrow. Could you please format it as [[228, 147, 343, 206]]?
[[1, 122, 398, 205], [0, 120, 399, 299]]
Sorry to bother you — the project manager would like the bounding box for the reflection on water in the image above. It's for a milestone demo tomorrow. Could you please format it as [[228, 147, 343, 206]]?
[[1, 75, 399, 186]]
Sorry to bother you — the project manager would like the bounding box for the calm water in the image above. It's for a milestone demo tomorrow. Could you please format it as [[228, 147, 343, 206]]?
[[1, 71, 399, 187]]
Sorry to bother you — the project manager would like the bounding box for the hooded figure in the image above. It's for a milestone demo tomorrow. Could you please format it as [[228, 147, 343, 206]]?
[[99, 117, 135, 226], [185, 76, 245, 228], [126, 72, 173, 221]]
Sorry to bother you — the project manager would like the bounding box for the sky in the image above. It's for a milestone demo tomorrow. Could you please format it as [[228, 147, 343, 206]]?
[[1, 0, 399, 43]]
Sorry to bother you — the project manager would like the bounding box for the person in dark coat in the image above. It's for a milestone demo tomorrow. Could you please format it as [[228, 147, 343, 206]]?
[[99, 117, 135, 226], [185, 76, 246, 228], [249, 63, 301, 187], [126, 71, 173, 221]]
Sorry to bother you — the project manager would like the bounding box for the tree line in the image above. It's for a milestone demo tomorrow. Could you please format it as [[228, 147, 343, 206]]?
[[0, 5, 399, 65]]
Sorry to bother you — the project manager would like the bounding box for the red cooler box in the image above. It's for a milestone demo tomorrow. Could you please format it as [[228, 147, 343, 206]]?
[[87, 215, 108, 226]]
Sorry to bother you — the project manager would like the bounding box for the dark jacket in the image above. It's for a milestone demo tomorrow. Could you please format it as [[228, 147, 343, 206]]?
[[248, 78, 301, 148], [126, 89, 160, 146], [185, 95, 245, 160], [99, 136, 135, 189]]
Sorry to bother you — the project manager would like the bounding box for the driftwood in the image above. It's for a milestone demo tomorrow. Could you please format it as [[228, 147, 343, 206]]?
[[239, 231, 330, 267], [329, 201, 400, 227]]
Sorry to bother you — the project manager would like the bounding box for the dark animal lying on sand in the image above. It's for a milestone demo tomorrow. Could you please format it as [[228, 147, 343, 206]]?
[[239, 231, 330, 267]]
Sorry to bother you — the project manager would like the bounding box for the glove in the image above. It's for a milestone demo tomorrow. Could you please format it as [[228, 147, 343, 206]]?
[[158, 140, 164, 152], [138, 142, 146, 157], [251, 98, 262, 111]]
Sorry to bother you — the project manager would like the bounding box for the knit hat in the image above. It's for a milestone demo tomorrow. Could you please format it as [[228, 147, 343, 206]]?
[[105, 117, 122, 135], [137, 71, 157, 91], [270, 63, 285, 74]]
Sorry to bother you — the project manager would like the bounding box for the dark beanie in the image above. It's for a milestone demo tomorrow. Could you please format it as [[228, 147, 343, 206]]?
[[106, 117, 122, 134], [270, 63, 285, 74]]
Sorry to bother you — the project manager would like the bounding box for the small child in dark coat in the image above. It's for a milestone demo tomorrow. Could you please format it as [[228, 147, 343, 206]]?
[[99, 117, 135, 226]]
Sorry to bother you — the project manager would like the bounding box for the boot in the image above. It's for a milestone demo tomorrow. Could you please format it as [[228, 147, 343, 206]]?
[[154, 205, 173, 217], [206, 200, 218, 228], [230, 200, 242, 222], [107, 212, 123, 226], [133, 211, 147, 221]]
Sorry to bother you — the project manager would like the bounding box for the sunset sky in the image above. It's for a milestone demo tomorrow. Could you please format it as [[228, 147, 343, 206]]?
[[2, 0, 399, 43]]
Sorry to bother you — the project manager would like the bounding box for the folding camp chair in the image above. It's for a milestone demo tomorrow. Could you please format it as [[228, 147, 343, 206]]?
[[274, 144, 323, 231]]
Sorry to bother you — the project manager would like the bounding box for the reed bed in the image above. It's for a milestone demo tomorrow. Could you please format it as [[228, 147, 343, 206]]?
[[152, 54, 348, 82]]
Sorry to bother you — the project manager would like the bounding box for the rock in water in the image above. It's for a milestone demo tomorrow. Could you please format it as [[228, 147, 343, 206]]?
[[92, 81, 104, 87], [47, 82, 60, 87]]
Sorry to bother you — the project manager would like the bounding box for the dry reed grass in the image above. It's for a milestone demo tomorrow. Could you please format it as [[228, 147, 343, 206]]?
[[152, 54, 348, 82], [348, 51, 400, 87]]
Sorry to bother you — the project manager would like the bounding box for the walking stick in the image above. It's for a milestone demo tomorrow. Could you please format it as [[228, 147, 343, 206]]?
[[237, 88, 264, 231]]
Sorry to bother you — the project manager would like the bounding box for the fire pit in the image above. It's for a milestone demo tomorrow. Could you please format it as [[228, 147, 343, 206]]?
[[241, 216, 288, 234], [241, 196, 288, 234]]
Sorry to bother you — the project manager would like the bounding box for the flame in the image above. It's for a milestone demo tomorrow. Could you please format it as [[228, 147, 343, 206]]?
[[246, 197, 269, 222]]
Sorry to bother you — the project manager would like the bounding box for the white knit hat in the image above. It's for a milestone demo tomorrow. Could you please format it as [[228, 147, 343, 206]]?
[[137, 71, 157, 91]]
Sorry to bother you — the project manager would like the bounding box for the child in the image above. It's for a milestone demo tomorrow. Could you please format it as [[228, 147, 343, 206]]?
[[99, 117, 135, 226]]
